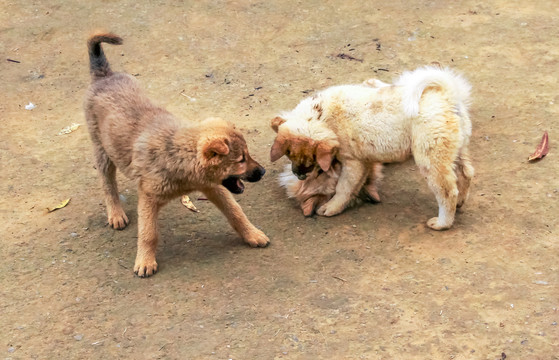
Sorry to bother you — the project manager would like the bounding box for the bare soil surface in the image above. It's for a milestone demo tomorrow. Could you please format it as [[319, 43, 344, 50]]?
[[2, 1, 558, 359]]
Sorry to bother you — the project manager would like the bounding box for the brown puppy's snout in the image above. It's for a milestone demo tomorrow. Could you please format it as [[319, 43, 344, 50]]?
[[246, 165, 265, 182], [292, 163, 314, 180], [245, 155, 266, 182]]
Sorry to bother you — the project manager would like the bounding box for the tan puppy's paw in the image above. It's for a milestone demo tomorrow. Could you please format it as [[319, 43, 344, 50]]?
[[108, 209, 129, 230], [316, 201, 344, 217], [426, 217, 451, 231], [134, 256, 158, 278], [243, 228, 270, 248]]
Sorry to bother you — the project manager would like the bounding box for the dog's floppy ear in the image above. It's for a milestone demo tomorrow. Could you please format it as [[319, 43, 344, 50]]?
[[316, 140, 339, 172], [271, 116, 286, 133], [270, 136, 287, 162], [202, 137, 229, 159]]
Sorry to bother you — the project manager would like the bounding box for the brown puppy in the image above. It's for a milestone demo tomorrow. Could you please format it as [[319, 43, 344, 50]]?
[[84, 33, 269, 277], [278, 161, 383, 216]]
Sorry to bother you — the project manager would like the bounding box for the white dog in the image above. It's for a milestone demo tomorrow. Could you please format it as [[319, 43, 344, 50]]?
[[270, 66, 474, 230]]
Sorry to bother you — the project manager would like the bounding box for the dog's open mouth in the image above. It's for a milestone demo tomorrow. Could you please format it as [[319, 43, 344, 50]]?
[[222, 176, 245, 194]]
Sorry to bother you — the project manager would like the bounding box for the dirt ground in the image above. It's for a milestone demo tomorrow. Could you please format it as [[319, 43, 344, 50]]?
[[2, 0, 558, 359]]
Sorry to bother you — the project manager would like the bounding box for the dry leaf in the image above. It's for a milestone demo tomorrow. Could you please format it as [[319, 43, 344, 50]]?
[[47, 198, 70, 213], [181, 195, 199, 213], [58, 123, 80, 135], [528, 131, 549, 161]]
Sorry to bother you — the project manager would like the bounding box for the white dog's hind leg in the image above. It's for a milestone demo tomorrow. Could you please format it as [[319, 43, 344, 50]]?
[[419, 163, 459, 230], [456, 147, 474, 208], [317, 159, 367, 217]]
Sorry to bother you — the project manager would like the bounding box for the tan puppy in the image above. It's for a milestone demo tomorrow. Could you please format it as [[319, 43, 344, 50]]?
[[270, 66, 474, 230], [278, 161, 383, 216], [84, 33, 269, 277]]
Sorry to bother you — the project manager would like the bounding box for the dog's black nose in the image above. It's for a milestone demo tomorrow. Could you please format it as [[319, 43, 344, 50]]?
[[292, 163, 313, 180], [247, 166, 265, 182]]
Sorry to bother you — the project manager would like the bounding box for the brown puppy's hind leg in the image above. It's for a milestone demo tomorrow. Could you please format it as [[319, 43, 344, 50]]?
[[134, 188, 163, 277], [362, 163, 383, 203], [94, 146, 129, 229], [202, 186, 270, 248]]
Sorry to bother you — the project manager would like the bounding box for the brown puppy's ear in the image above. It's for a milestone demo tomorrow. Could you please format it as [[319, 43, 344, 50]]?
[[270, 137, 287, 162], [316, 140, 339, 172], [271, 116, 286, 133], [202, 138, 229, 159]]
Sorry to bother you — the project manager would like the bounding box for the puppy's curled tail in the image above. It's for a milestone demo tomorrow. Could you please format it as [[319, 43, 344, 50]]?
[[278, 164, 300, 199], [397, 66, 471, 118], [88, 32, 123, 79]]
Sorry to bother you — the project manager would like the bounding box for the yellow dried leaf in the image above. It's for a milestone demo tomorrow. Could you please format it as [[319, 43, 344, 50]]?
[[58, 123, 80, 135], [181, 195, 199, 213], [47, 198, 70, 213]]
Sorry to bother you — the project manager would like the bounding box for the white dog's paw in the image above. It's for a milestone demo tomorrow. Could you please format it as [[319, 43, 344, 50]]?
[[317, 202, 344, 217], [426, 217, 452, 231]]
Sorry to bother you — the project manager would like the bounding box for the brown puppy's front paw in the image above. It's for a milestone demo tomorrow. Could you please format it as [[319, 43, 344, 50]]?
[[108, 210, 129, 230], [243, 228, 270, 248], [426, 217, 451, 231], [362, 184, 381, 203], [134, 256, 158, 278]]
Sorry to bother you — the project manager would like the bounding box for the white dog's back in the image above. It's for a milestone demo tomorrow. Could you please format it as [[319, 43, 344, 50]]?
[[396, 66, 471, 119]]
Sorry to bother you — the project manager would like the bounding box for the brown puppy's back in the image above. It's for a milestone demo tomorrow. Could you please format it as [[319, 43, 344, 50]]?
[[86, 72, 178, 178], [85, 33, 180, 179]]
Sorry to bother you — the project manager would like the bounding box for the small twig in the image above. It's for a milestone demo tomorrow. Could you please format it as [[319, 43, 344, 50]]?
[[118, 261, 129, 270], [122, 327, 127, 336], [332, 275, 347, 283], [159, 342, 173, 351], [7, 58, 20, 63], [179, 91, 196, 102], [336, 53, 363, 62]]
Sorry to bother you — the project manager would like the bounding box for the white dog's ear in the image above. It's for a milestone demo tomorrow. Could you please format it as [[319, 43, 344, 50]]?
[[202, 137, 229, 160], [271, 116, 286, 133], [316, 140, 339, 172], [270, 136, 287, 162]]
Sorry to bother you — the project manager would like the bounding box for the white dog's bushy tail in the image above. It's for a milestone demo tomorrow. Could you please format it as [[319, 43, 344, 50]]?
[[396, 66, 471, 118]]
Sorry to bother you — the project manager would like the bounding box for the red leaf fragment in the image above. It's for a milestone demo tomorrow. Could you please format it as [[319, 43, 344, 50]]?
[[528, 131, 549, 161]]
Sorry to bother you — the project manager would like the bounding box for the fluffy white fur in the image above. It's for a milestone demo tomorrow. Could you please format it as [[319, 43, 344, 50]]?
[[273, 66, 474, 230]]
